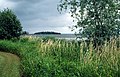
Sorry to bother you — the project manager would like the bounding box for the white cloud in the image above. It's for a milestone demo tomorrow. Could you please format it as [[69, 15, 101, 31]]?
[[0, 0, 16, 10]]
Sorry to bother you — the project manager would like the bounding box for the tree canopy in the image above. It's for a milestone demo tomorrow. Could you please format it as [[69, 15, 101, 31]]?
[[0, 9, 22, 39], [58, 0, 120, 45]]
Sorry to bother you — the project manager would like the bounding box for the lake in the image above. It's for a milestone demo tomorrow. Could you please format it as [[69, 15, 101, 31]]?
[[28, 34, 82, 40]]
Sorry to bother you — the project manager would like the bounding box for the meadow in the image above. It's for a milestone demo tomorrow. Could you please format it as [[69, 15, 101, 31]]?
[[0, 36, 119, 77]]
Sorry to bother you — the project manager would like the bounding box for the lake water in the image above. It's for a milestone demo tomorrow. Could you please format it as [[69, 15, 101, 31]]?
[[29, 34, 82, 40]]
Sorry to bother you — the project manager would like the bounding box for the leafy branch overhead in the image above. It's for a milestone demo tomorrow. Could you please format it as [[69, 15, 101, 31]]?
[[58, 0, 120, 45]]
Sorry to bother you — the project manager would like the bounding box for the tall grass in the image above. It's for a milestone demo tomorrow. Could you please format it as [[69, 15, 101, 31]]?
[[0, 36, 119, 77]]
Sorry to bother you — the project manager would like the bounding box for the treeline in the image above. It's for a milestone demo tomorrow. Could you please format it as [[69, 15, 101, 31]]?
[[34, 31, 61, 34]]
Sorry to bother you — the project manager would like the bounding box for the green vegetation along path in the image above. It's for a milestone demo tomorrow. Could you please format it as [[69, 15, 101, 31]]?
[[0, 52, 20, 77]]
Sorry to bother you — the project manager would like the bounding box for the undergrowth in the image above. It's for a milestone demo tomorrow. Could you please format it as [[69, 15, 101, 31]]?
[[0, 36, 119, 77]]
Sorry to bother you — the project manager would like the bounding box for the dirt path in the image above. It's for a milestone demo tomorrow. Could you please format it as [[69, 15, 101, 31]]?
[[0, 52, 20, 77]]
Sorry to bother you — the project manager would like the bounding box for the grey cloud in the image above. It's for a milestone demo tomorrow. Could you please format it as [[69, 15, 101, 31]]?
[[4, 0, 74, 33], [9, 0, 43, 3], [13, 0, 60, 20]]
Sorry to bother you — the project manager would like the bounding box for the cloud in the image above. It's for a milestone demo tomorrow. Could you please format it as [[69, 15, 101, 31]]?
[[0, 0, 75, 34], [23, 13, 75, 34], [0, 0, 16, 10]]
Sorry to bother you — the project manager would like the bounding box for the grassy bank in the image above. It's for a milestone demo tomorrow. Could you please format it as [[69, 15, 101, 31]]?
[[0, 36, 119, 77]]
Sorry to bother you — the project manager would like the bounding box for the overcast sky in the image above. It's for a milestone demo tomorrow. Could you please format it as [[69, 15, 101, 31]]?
[[0, 0, 76, 34]]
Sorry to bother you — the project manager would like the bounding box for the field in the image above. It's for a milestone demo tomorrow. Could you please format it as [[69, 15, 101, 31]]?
[[0, 36, 120, 77]]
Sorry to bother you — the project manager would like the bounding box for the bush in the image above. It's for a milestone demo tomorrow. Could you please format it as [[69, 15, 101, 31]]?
[[0, 8, 22, 39]]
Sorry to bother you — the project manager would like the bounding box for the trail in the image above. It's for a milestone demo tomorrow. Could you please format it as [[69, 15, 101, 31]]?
[[0, 52, 20, 77]]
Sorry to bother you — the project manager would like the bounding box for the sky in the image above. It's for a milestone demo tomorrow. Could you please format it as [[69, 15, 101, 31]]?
[[0, 0, 76, 34]]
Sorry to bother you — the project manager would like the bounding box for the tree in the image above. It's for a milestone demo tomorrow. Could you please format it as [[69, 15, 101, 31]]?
[[22, 31, 29, 35], [0, 9, 22, 39], [58, 0, 120, 46]]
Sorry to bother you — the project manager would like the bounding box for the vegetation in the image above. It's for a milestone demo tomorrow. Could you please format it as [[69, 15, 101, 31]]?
[[22, 31, 29, 35], [0, 4, 119, 77], [34, 31, 61, 35], [0, 8, 22, 40], [58, 0, 120, 45], [0, 36, 119, 77]]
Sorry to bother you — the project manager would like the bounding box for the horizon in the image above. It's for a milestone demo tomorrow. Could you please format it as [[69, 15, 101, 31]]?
[[30, 31, 75, 34]]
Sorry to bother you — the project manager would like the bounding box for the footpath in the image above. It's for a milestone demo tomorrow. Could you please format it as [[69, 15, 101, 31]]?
[[0, 52, 20, 77]]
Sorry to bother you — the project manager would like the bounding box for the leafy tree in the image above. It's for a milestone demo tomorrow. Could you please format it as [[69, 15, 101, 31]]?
[[58, 0, 120, 46], [0, 9, 22, 39], [22, 31, 29, 35]]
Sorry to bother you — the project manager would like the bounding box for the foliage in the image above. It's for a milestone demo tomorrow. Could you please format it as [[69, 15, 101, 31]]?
[[58, 0, 120, 45], [0, 36, 119, 77], [22, 31, 29, 35], [0, 8, 22, 39]]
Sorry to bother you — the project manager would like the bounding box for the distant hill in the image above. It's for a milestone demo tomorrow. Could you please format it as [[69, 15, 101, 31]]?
[[34, 31, 61, 35]]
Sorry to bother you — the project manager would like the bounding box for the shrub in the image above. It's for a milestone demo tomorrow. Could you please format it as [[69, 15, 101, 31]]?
[[0, 8, 22, 39]]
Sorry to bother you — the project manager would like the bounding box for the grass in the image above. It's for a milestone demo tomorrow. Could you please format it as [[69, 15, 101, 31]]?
[[0, 36, 119, 77], [0, 52, 20, 77]]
